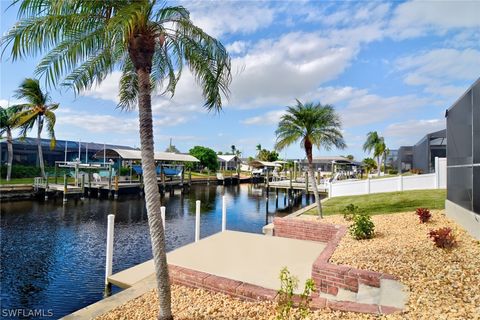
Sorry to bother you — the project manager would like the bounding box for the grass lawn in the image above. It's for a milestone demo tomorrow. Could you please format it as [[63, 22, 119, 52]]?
[[306, 189, 446, 216]]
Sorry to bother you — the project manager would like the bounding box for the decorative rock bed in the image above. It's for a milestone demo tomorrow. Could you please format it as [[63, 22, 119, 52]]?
[[96, 210, 480, 319]]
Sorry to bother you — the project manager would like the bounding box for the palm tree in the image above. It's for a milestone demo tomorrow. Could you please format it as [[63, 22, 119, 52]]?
[[2, 2, 231, 319], [0, 105, 21, 181], [256, 143, 262, 157], [363, 131, 386, 176], [231, 144, 236, 155], [13, 79, 57, 178], [275, 100, 346, 218]]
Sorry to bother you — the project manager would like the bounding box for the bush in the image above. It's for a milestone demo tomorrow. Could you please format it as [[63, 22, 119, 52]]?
[[276, 267, 315, 320], [119, 167, 130, 176], [0, 164, 41, 178], [349, 213, 375, 240], [416, 208, 431, 223], [429, 227, 456, 249], [342, 203, 360, 221], [388, 169, 398, 175]]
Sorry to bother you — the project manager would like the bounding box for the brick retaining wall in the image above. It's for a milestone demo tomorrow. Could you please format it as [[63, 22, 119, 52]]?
[[273, 217, 400, 314]]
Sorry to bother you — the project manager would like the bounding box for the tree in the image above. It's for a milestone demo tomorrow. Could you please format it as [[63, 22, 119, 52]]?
[[165, 145, 180, 153], [345, 154, 354, 161], [363, 157, 377, 175], [258, 149, 279, 162], [256, 143, 262, 157], [189, 146, 219, 172], [2, 2, 231, 319], [0, 105, 21, 181], [231, 145, 236, 155], [363, 131, 386, 176], [12, 79, 57, 178], [275, 100, 345, 217]]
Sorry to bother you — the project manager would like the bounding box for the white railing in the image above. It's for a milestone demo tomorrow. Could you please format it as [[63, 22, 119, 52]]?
[[327, 157, 446, 198]]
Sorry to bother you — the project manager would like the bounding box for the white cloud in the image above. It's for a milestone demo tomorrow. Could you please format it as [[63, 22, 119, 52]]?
[[242, 110, 286, 125], [184, 1, 275, 38], [82, 72, 121, 103], [396, 48, 480, 98], [389, 0, 480, 39], [384, 118, 445, 147], [226, 41, 248, 55], [56, 109, 187, 134]]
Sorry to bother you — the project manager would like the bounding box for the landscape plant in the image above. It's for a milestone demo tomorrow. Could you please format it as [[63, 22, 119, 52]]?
[[416, 207, 432, 223], [349, 212, 375, 240], [275, 100, 346, 218], [2, 2, 231, 319], [429, 227, 456, 249], [342, 203, 360, 221], [276, 267, 316, 320]]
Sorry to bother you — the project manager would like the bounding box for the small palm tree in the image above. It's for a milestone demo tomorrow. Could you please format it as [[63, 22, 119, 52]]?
[[275, 100, 346, 218], [363, 157, 377, 175], [363, 131, 386, 176], [0, 105, 21, 181], [13, 79, 57, 178], [2, 2, 231, 319]]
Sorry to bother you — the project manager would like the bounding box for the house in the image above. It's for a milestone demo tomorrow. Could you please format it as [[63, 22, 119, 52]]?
[[445, 78, 479, 239], [217, 154, 239, 171], [396, 129, 447, 173]]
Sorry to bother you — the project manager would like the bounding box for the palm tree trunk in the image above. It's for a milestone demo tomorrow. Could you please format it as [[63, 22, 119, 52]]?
[[137, 68, 173, 320], [304, 139, 322, 218], [377, 155, 380, 177], [37, 117, 46, 178], [6, 128, 13, 181]]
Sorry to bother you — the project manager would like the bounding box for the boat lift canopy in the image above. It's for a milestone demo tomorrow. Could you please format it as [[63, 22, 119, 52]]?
[[94, 148, 199, 162]]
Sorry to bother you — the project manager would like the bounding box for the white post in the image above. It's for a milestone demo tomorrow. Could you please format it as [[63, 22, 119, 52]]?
[[85, 143, 88, 164], [328, 182, 333, 198], [434, 157, 439, 189], [366, 178, 371, 194], [195, 200, 201, 242], [398, 174, 403, 191], [105, 214, 115, 285], [161, 206, 166, 236], [222, 196, 227, 232]]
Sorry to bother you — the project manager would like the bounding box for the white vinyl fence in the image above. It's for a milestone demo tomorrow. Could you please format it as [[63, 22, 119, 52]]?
[[328, 157, 446, 198]]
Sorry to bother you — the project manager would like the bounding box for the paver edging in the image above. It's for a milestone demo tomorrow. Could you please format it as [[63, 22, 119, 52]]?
[[272, 217, 402, 315]]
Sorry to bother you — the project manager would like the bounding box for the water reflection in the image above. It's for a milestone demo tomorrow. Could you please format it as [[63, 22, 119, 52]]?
[[1, 183, 311, 319]]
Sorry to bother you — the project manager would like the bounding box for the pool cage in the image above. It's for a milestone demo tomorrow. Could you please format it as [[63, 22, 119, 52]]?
[[446, 78, 480, 216]]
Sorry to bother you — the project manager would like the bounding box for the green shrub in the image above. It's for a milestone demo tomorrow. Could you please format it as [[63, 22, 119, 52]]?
[[342, 203, 360, 221], [388, 169, 398, 175], [349, 213, 375, 240], [119, 167, 130, 176], [276, 267, 315, 320]]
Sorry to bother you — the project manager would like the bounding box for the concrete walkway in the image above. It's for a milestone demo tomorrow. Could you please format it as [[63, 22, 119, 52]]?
[[109, 231, 327, 293]]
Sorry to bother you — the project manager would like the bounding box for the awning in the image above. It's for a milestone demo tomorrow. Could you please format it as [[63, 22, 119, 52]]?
[[94, 148, 199, 162], [249, 160, 282, 168]]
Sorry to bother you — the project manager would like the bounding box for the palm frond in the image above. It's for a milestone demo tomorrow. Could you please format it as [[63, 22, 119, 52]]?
[[44, 109, 56, 149]]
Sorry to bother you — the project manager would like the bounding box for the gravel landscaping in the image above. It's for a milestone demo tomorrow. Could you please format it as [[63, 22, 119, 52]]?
[[97, 210, 480, 320]]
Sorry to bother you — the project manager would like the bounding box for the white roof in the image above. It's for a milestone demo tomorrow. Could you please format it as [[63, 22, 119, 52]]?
[[217, 155, 238, 162], [249, 160, 282, 168], [95, 148, 199, 162]]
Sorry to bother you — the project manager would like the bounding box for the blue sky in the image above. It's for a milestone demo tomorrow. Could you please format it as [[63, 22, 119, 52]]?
[[1, 0, 479, 160]]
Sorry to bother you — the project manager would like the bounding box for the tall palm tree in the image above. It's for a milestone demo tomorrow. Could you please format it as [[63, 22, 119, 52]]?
[[363, 131, 385, 176], [13, 79, 57, 178], [0, 105, 21, 181], [275, 100, 346, 218], [2, 2, 231, 319]]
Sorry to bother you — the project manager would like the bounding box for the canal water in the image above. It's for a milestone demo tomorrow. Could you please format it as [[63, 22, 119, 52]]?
[[0, 183, 312, 319]]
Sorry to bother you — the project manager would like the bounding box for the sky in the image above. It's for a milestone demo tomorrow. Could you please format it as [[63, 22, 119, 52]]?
[[1, 0, 479, 160]]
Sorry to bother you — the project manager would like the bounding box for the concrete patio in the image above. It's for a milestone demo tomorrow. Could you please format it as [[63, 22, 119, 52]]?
[[109, 230, 327, 293]]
